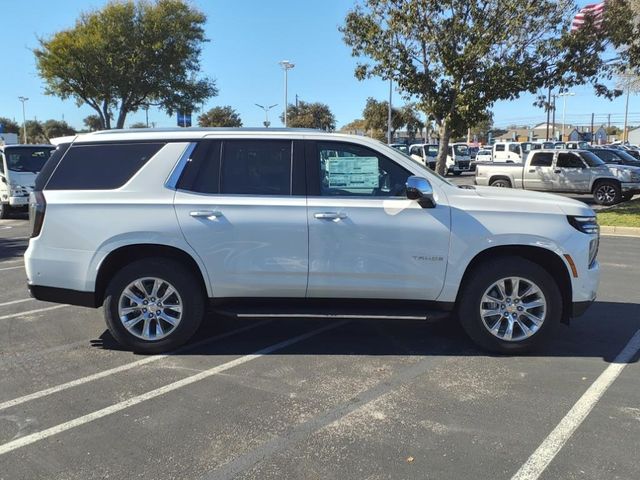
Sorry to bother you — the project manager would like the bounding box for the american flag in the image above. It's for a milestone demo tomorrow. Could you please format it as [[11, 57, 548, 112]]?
[[571, 2, 606, 31]]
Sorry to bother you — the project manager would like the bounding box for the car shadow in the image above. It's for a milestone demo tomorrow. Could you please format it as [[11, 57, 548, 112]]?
[[91, 300, 640, 364], [0, 235, 27, 261]]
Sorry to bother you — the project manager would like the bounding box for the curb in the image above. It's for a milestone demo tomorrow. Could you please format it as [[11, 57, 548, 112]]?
[[600, 225, 640, 237]]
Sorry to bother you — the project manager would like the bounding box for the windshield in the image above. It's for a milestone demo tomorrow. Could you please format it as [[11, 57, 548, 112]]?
[[453, 144, 469, 156], [426, 145, 439, 157], [610, 149, 640, 165], [578, 151, 606, 167], [5, 147, 54, 173]]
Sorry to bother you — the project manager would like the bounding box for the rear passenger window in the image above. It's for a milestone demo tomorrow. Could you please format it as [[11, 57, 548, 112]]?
[[45, 143, 164, 190], [557, 153, 584, 168], [530, 152, 553, 167], [508, 144, 520, 154], [221, 140, 291, 195], [495, 144, 505, 152]]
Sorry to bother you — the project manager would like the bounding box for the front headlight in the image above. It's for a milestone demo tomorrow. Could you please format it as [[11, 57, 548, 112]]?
[[567, 215, 599, 235], [630, 173, 640, 182]]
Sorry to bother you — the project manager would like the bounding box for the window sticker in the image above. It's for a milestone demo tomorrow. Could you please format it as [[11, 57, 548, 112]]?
[[326, 156, 379, 189]]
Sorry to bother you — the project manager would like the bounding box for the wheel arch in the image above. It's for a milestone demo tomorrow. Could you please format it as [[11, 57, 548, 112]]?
[[488, 175, 512, 187], [456, 245, 572, 324], [591, 177, 621, 193], [95, 244, 210, 306]]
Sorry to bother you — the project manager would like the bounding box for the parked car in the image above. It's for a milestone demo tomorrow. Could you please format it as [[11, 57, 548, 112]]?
[[565, 141, 591, 150], [389, 143, 409, 154], [591, 148, 640, 201], [492, 141, 540, 163], [475, 148, 640, 205], [0, 144, 55, 219], [27, 129, 600, 354], [446, 142, 472, 175], [475, 149, 493, 162], [409, 143, 439, 169]]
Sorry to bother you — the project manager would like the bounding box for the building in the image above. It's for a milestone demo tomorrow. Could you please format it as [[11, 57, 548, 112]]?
[[628, 127, 640, 145], [567, 126, 608, 144]]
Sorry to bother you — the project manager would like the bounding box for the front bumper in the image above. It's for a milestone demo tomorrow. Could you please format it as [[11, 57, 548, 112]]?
[[621, 182, 640, 193]]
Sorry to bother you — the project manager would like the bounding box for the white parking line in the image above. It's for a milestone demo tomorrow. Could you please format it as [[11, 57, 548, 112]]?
[[0, 298, 34, 308], [0, 266, 23, 272], [0, 305, 67, 321], [511, 329, 640, 480], [0, 258, 23, 265], [0, 319, 272, 412], [0, 320, 346, 456]]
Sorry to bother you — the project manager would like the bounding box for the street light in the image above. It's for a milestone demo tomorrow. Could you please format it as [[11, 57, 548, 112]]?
[[278, 60, 295, 127], [17, 96, 28, 144], [557, 91, 575, 142], [255, 103, 278, 128]]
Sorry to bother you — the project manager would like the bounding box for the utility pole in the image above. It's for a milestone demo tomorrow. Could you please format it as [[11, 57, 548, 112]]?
[[18, 96, 28, 144], [558, 91, 575, 142], [279, 60, 295, 127], [387, 79, 392, 144], [551, 94, 557, 140], [623, 81, 630, 142], [590, 113, 594, 144], [295, 94, 299, 108], [545, 87, 551, 141]]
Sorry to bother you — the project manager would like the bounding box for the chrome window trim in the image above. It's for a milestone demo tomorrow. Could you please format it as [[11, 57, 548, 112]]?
[[165, 142, 197, 190]]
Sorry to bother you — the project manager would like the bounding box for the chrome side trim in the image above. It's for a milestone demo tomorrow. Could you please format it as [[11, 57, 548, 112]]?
[[165, 142, 197, 190]]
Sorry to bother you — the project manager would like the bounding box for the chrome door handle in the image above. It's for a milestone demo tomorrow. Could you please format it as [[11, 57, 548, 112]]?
[[554, 169, 562, 173], [528, 169, 536, 173], [314, 212, 347, 220], [189, 210, 222, 218]]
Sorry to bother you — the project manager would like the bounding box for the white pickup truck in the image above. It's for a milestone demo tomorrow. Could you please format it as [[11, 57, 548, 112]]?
[[475, 149, 640, 205]]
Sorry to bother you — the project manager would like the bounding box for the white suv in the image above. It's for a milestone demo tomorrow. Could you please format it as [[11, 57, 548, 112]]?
[[25, 129, 600, 354]]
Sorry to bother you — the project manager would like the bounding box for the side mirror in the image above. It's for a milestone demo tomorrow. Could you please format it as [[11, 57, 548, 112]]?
[[406, 176, 436, 208], [0, 176, 6, 183]]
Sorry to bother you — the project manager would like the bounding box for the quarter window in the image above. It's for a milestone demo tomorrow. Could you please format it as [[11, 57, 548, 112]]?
[[529, 152, 553, 167], [45, 143, 164, 190], [317, 142, 411, 197], [495, 144, 505, 152]]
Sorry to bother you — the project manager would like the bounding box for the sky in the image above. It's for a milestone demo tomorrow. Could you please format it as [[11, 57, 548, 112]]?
[[1, 0, 638, 132]]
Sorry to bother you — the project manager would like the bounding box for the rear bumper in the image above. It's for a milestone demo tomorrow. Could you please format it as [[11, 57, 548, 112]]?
[[8, 196, 29, 207], [28, 284, 97, 308]]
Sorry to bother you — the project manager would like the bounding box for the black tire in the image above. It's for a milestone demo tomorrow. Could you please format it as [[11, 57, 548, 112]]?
[[593, 180, 622, 206], [490, 178, 512, 188], [103, 258, 204, 354], [456, 256, 562, 354], [0, 203, 11, 219]]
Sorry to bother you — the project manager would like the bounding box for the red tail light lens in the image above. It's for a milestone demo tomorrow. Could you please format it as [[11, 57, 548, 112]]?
[[29, 191, 46, 238]]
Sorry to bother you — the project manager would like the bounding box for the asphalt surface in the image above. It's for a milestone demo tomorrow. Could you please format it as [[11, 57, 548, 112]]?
[[0, 216, 639, 480]]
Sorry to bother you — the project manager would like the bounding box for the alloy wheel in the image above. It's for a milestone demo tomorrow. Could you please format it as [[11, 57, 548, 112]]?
[[118, 277, 183, 341], [595, 185, 616, 204], [479, 276, 547, 342]]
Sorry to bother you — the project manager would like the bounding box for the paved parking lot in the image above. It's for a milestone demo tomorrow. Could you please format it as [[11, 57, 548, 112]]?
[[1, 217, 639, 480]]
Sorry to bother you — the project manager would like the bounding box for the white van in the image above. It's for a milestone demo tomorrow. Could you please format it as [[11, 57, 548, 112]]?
[[0, 144, 55, 218], [492, 142, 542, 163], [446, 143, 472, 175], [409, 143, 439, 170]]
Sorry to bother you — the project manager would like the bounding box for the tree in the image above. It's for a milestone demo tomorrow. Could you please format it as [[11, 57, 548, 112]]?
[[35, 0, 217, 130], [0, 117, 20, 134], [342, 1, 609, 174], [129, 122, 148, 129], [42, 119, 76, 140], [197, 106, 243, 127], [401, 104, 424, 141], [362, 97, 403, 141], [282, 101, 336, 131], [83, 115, 103, 132], [24, 120, 47, 144], [341, 118, 367, 134]]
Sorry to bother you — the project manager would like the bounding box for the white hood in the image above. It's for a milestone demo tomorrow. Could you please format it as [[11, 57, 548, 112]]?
[[451, 185, 594, 217]]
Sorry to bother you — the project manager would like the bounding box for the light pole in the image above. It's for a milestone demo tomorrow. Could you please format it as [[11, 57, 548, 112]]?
[[557, 91, 575, 142], [278, 60, 295, 127], [387, 79, 392, 144], [255, 103, 278, 128], [623, 81, 631, 142], [18, 96, 28, 144]]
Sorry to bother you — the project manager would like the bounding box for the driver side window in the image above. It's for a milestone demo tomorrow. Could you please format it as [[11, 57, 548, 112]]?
[[317, 142, 411, 197]]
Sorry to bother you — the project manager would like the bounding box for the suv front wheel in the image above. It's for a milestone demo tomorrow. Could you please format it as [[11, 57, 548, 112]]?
[[103, 258, 204, 353], [457, 257, 562, 353]]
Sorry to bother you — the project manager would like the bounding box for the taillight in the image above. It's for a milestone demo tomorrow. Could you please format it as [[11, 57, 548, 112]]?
[[29, 191, 46, 238]]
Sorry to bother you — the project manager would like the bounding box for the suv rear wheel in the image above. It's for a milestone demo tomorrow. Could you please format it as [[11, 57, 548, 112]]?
[[0, 203, 11, 219], [457, 256, 562, 353], [103, 258, 204, 353]]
